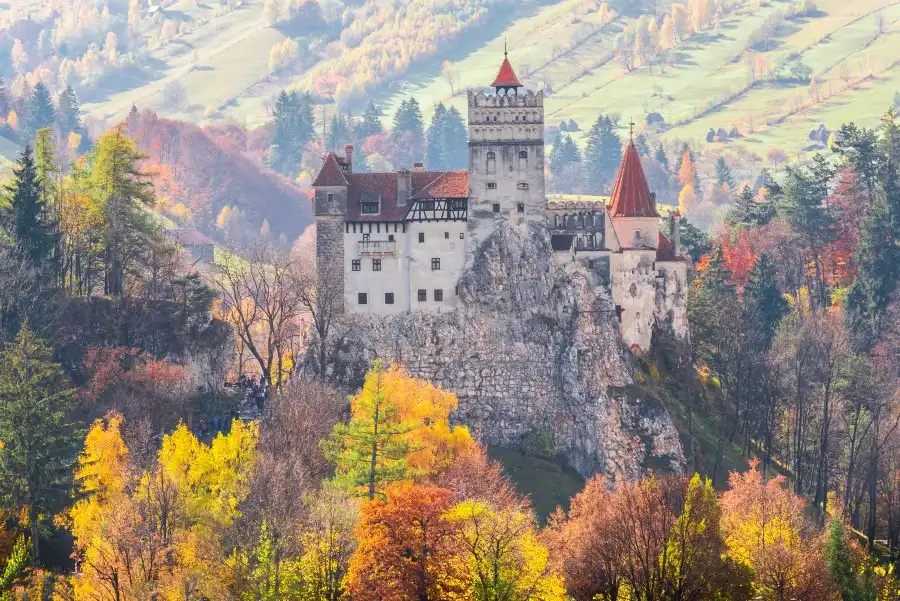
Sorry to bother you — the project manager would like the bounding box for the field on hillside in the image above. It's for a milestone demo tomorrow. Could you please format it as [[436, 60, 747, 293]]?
[[379, 0, 900, 184]]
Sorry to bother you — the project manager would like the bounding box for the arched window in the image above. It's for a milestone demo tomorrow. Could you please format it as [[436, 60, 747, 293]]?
[[586, 213, 594, 227], [486, 151, 496, 175]]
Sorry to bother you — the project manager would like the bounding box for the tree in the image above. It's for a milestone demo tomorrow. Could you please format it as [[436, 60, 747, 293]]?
[[826, 517, 863, 601], [270, 91, 315, 177], [655, 143, 670, 172], [346, 484, 466, 601], [57, 86, 88, 151], [390, 97, 425, 166], [715, 155, 736, 190], [0, 77, 9, 118], [355, 101, 383, 145], [744, 253, 788, 346], [5, 143, 58, 276], [297, 484, 357, 601], [448, 501, 565, 601], [26, 83, 54, 139], [583, 114, 622, 193], [678, 150, 697, 189], [0, 324, 80, 567]]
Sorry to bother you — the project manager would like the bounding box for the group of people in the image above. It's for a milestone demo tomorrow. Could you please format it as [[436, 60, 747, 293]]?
[[230, 373, 269, 414]]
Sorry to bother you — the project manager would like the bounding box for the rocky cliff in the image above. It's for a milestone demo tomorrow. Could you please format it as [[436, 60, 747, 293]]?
[[333, 222, 685, 482]]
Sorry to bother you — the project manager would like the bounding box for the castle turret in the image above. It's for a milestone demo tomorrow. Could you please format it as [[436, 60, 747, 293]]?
[[466, 48, 545, 263], [312, 151, 351, 304], [608, 137, 659, 250]]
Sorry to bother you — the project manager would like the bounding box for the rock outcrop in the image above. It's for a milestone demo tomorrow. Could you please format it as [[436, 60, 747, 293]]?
[[332, 222, 685, 482]]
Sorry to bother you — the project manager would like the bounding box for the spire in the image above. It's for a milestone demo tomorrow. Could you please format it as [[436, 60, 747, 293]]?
[[629, 118, 635, 142], [491, 43, 522, 91], [608, 141, 658, 218]]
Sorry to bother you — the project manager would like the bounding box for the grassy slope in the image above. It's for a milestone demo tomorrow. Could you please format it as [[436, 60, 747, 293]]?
[[378, 0, 900, 172]]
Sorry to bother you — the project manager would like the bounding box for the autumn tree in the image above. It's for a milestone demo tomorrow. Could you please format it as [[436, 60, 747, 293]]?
[[0, 324, 80, 567], [346, 484, 466, 601]]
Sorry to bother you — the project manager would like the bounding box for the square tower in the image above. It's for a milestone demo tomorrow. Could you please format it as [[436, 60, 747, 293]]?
[[466, 52, 545, 263]]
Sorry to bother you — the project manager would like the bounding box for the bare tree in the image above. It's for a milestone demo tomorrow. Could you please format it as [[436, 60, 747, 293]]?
[[211, 237, 305, 388], [292, 238, 345, 377]]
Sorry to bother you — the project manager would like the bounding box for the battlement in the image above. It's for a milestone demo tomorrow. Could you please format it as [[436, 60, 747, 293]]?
[[468, 89, 544, 108]]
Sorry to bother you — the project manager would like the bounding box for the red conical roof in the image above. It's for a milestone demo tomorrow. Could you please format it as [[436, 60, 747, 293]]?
[[312, 152, 349, 187], [492, 55, 522, 88], [608, 141, 657, 218]]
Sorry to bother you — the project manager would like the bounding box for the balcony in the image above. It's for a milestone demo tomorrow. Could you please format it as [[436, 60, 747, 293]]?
[[358, 240, 396, 257]]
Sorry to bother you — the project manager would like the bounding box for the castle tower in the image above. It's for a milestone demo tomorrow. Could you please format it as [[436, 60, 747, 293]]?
[[312, 145, 353, 307], [466, 48, 545, 262]]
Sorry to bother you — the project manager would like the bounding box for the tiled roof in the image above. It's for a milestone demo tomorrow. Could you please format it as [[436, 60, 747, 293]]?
[[492, 56, 522, 88], [608, 142, 658, 218], [312, 152, 350, 187], [342, 170, 469, 221], [656, 232, 687, 261]]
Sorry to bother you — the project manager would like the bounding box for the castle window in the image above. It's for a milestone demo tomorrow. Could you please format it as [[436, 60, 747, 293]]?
[[634, 230, 643, 247], [492, 203, 501, 214], [486, 182, 497, 190], [389, 234, 395, 242], [517, 203, 525, 213], [459, 232, 464, 239], [434, 289, 444, 302], [418, 232, 425, 243], [431, 258, 441, 271], [515, 115, 519, 121], [586, 213, 594, 227], [351, 260, 361, 271], [327, 193, 334, 205], [418, 289, 427, 302], [517, 183, 529, 191], [519, 151, 528, 158], [554, 214, 560, 227], [486, 151, 496, 175], [588, 259, 596, 269], [361, 201, 379, 215], [385, 293, 394, 305], [372, 259, 382, 271], [362, 233, 370, 241], [518, 150, 528, 171], [358, 293, 368, 305], [444, 232, 449, 239]]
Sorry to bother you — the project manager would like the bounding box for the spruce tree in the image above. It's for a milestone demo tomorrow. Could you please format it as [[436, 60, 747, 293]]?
[[754, 167, 775, 193], [441, 107, 467, 170], [635, 132, 651, 158], [329, 112, 351, 149], [549, 132, 565, 177], [0, 324, 80, 567], [728, 185, 757, 226], [26, 82, 55, 139], [269, 91, 314, 177], [825, 518, 861, 601], [583, 114, 622, 193], [56, 86, 87, 145], [390, 97, 425, 164], [425, 103, 448, 170], [655, 142, 669, 172], [744, 253, 788, 346], [715, 155, 736, 189], [355, 100, 383, 142], [5, 144, 57, 271]]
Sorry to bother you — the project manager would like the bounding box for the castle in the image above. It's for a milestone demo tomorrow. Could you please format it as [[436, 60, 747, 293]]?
[[313, 52, 688, 351]]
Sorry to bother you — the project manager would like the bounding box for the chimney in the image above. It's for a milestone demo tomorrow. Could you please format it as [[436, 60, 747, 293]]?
[[670, 210, 681, 257], [397, 169, 411, 206], [650, 192, 657, 212], [344, 144, 354, 173], [413, 162, 424, 173]]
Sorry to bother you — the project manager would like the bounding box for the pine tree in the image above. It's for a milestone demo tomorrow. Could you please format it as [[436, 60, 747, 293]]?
[[754, 167, 775, 193], [744, 253, 788, 346], [56, 86, 86, 143], [715, 155, 736, 190], [26, 82, 55, 139], [329, 112, 351, 149], [583, 114, 622, 193], [425, 103, 448, 170], [441, 107, 467, 170], [269, 91, 314, 177], [355, 100, 383, 142], [390, 97, 425, 165], [5, 143, 57, 272], [0, 324, 80, 567], [549, 132, 565, 177], [655, 142, 670, 172], [728, 185, 757, 226]]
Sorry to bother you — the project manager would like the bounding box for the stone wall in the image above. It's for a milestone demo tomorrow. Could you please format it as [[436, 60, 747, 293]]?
[[332, 221, 685, 482]]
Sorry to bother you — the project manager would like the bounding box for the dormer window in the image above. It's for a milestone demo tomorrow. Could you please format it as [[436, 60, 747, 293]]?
[[361, 201, 380, 215]]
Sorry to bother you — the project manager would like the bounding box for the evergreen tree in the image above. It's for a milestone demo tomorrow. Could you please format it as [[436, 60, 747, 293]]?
[[56, 86, 88, 151], [635, 132, 651, 158], [125, 103, 139, 135], [663, 215, 712, 262], [329, 111, 351, 149], [754, 167, 775, 193], [549, 132, 565, 177], [355, 100, 383, 142], [425, 103, 448, 170], [441, 107, 467, 170], [825, 517, 862, 601], [5, 144, 57, 272], [390, 97, 425, 164], [0, 324, 80, 567], [715, 155, 736, 190], [583, 114, 622, 193], [26, 83, 55, 139], [744, 253, 788, 346], [728, 185, 757, 226], [655, 142, 669, 172], [833, 122, 879, 199], [270, 91, 314, 177]]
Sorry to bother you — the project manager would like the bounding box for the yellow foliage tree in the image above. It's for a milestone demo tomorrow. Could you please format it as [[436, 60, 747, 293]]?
[[678, 184, 697, 215], [678, 151, 696, 188], [447, 500, 566, 601]]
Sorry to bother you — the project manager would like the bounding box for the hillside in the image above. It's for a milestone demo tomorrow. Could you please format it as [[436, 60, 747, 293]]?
[[378, 0, 900, 170]]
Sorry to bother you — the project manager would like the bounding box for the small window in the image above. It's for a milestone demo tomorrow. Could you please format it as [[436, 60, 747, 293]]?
[[431, 258, 441, 271], [327, 193, 334, 204], [358, 293, 368, 305], [418, 289, 427, 302], [418, 232, 425, 243], [634, 230, 643, 246], [363, 233, 370, 241], [434, 289, 444, 302], [486, 182, 497, 190], [388, 234, 395, 242], [554, 215, 560, 227], [372, 259, 382, 271], [444, 232, 449, 239], [361, 202, 379, 215], [517, 183, 529, 191], [385, 293, 394, 305], [351, 260, 361, 271], [588, 259, 595, 269], [486, 151, 496, 174], [519, 151, 528, 159], [492, 203, 501, 214], [517, 203, 525, 213], [459, 232, 464, 240], [487, 151, 496, 159], [514, 115, 519, 121]]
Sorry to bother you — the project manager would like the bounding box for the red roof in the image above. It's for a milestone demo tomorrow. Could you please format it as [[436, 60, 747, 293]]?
[[608, 142, 658, 218], [312, 152, 350, 187], [656, 232, 687, 262], [341, 170, 468, 221], [491, 56, 522, 88]]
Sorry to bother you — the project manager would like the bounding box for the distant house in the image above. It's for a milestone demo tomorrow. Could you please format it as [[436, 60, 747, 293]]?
[[165, 228, 215, 265]]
